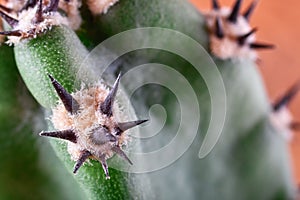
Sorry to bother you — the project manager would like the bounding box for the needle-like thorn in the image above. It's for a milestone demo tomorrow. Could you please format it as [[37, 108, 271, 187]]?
[[112, 146, 133, 165], [243, 0, 258, 21], [73, 150, 91, 174], [228, 0, 243, 23], [0, 10, 18, 27], [48, 74, 80, 114], [35, 0, 44, 23], [20, 0, 38, 11], [100, 157, 110, 179], [117, 119, 148, 132], [0, 30, 22, 37], [40, 129, 77, 143], [100, 73, 121, 117], [249, 42, 275, 50], [215, 17, 224, 39], [238, 28, 257, 45], [290, 122, 300, 131], [212, 0, 220, 10], [43, 0, 59, 13], [273, 81, 300, 111], [0, 5, 12, 13]]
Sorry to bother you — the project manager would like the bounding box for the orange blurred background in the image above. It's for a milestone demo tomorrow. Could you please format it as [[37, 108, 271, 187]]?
[[190, 0, 300, 184]]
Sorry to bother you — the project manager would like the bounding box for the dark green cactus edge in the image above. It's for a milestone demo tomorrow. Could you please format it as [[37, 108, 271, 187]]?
[[0, 0, 295, 199], [14, 25, 151, 199], [0, 45, 86, 200]]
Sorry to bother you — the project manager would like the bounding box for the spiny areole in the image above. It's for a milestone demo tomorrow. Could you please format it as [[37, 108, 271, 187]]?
[[0, 0, 118, 35], [0, 0, 67, 43], [205, 0, 274, 60], [40, 74, 148, 179], [270, 80, 300, 141], [0, 0, 79, 44]]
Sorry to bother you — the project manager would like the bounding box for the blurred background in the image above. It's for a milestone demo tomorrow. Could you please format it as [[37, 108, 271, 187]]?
[[190, 0, 300, 185]]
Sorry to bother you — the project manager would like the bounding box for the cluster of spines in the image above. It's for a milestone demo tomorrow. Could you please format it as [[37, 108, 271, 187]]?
[[40, 74, 148, 179], [2, 0, 295, 179], [210, 0, 274, 51], [210, 1, 300, 133], [272, 80, 300, 131], [0, 0, 59, 37]]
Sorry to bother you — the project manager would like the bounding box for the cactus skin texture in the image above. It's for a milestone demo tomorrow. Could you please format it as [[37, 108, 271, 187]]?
[[13, 22, 152, 199], [14, 25, 88, 108], [2, 0, 295, 199], [0, 45, 86, 200], [90, 0, 295, 199]]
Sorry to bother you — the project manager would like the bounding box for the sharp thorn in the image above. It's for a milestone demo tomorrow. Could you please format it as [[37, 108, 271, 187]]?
[[215, 17, 224, 39], [117, 119, 148, 132], [39, 129, 77, 143], [0, 10, 18, 27], [73, 150, 91, 174], [249, 42, 275, 50], [48, 74, 80, 114], [273, 80, 300, 111], [99, 73, 121, 117], [243, 0, 258, 21], [35, 0, 44, 23], [20, 0, 38, 11], [43, 0, 59, 13], [100, 157, 110, 180], [112, 146, 133, 165], [0, 30, 22, 37], [290, 122, 300, 131], [228, 0, 243, 23], [238, 28, 258, 45], [0, 5, 13, 13], [212, 0, 220, 10]]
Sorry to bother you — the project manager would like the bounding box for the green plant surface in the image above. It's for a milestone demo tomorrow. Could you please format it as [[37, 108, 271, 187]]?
[[0, 45, 86, 200], [13, 25, 152, 200], [8, 0, 295, 199], [79, 0, 208, 50], [82, 0, 295, 199], [14, 25, 89, 108]]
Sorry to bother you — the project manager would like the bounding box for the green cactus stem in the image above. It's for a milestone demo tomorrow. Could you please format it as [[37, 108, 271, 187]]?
[[1, 0, 295, 199], [81, 0, 295, 199], [0, 45, 86, 200], [9, 1, 152, 199]]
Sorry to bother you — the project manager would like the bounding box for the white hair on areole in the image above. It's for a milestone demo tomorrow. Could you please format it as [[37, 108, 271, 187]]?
[[6, 6, 69, 45], [204, 1, 273, 61], [87, 0, 119, 15], [51, 81, 129, 160], [204, 7, 257, 60]]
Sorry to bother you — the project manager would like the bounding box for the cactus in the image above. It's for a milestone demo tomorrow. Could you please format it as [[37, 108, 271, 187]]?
[[0, 45, 86, 200], [0, 0, 296, 199]]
